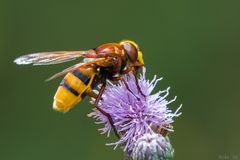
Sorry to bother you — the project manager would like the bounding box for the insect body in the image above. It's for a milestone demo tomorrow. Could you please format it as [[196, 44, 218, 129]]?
[[54, 65, 99, 112], [14, 40, 144, 113]]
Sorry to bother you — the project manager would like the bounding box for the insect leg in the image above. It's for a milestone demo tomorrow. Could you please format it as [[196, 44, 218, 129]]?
[[122, 78, 141, 101], [95, 106, 120, 138], [133, 70, 146, 97], [87, 90, 97, 99], [121, 67, 145, 97], [94, 82, 106, 105], [94, 82, 120, 138], [111, 75, 141, 101]]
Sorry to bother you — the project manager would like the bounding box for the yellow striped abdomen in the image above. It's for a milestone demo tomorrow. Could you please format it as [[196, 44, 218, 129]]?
[[53, 66, 98, 113]]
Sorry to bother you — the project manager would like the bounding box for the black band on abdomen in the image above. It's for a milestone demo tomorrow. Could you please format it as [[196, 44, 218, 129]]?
[[60, 81, 79, 96], [72, 70, 90, 85]]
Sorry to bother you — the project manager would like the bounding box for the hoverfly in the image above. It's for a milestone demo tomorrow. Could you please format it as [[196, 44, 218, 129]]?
[[14, 40, 144, 118]]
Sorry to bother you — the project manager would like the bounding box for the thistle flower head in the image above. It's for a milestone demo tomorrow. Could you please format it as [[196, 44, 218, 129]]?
[[132, 133, 174, 160], [88, 67, 181, 155]]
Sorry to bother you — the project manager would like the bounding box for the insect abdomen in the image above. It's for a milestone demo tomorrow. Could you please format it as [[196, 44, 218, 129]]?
[[53, 67, 98, 113]]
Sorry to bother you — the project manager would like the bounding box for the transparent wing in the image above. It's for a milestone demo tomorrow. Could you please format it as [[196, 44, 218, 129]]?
[[46, 63, 85, 81], [46, 58, 108, 81], [14, 51, 89, 65]]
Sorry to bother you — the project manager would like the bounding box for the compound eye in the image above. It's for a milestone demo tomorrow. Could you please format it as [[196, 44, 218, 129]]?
[[122, 42, 138, 63]]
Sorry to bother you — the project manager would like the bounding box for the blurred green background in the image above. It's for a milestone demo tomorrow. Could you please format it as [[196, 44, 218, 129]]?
[[1, 0, 240, 159]]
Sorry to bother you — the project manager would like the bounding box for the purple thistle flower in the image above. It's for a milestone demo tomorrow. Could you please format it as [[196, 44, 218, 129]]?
[[88, 67, 181, 155]]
